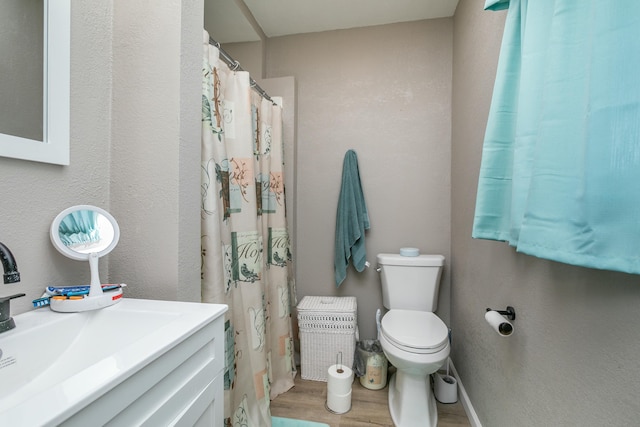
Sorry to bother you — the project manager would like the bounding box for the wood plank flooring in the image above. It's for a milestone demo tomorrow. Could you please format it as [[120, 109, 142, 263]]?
[[271, 371, 471, 427]]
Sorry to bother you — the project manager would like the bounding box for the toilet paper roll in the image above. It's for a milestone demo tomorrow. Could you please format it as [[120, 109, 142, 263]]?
[[327, 364, 354, 395], [327, 389, 352, 414], [485, 310, 514, 336]]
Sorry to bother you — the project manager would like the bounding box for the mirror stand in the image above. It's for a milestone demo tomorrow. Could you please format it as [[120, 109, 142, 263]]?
[[50, 205, 123, 312], [48, 252, 124, 313]]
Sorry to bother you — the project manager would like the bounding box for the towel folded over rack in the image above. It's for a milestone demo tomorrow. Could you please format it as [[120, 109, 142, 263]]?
[[334, 150, 370, 287]]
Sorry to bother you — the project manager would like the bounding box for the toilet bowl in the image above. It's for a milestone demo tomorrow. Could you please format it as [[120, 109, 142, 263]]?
[[379, 309, 450, 427], [376, 252, 448, 427]]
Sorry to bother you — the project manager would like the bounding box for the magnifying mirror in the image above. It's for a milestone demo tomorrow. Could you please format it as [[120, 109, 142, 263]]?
[[50, 205, 123, 312]]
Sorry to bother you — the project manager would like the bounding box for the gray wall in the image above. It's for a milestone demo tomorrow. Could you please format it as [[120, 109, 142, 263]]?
[[0, 1, 203, 314], [265, 20, 453, 340], [451, 0, 640, 425], [110, 0, 202, 303]]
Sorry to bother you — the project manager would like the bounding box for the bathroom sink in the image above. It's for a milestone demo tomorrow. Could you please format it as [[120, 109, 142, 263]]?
[[0, 298, 227, 426]]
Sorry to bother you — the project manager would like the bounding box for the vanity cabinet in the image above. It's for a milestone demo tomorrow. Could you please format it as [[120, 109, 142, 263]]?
[[61, 310, 226, 426], [0, 299, 227, 426]]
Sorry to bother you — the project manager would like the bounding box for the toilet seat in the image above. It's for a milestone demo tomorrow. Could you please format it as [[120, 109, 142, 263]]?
[[381, 310, 449, 354]]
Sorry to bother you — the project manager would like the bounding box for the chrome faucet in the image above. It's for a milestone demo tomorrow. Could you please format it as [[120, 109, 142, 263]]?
[[0, 242, 25, 333]]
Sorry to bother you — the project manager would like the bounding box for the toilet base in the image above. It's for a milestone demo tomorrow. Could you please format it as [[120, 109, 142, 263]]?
[[388, 370, 437, 427]]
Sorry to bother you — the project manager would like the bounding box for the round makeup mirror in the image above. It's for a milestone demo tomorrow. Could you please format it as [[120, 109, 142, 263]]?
[[51, 205, 119, 260], [50, 205, 123, 312]]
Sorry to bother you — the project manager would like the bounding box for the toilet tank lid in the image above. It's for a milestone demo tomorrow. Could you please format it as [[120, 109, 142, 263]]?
[[377, 253, 445, 266]]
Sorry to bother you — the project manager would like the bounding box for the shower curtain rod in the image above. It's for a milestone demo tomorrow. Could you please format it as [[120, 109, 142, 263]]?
[[208, 37, 275, 104]]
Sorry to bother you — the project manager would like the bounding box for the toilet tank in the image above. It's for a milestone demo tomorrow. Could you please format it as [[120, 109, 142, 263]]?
[[377, 253, 445, 311]]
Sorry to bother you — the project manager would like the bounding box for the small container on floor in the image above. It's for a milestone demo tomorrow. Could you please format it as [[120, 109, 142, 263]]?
[[434, 371, 458, 403]]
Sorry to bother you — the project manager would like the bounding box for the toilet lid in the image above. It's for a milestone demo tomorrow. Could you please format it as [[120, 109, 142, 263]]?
[[381, 310, 449, 353]]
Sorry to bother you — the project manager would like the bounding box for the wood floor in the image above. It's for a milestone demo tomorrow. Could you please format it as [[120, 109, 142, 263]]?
[[271, 371, 471, 427]]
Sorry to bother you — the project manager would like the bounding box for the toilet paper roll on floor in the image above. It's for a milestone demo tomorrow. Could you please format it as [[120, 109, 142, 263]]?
[[326, 364, 354, 413], [327, 390, 352, 414]]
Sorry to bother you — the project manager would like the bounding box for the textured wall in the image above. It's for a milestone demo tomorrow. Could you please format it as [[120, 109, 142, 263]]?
[[451, 0, 640, 425], [110, 0, 203, 303], [223, 41, 265, 80], [266, 20, 453, 340]]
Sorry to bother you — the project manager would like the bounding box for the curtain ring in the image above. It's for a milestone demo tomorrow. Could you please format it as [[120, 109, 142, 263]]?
[[231, 60, 240, 71]]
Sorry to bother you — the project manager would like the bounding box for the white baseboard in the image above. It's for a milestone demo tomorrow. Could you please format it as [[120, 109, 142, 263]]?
[[447, 358, 482, 427]]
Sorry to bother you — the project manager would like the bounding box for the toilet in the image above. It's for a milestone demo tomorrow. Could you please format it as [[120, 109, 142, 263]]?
[[376, 252, 450, 427]]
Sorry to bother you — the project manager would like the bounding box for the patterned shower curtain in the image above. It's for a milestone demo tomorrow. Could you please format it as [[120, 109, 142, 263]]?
[[201, 31, 295, 427]]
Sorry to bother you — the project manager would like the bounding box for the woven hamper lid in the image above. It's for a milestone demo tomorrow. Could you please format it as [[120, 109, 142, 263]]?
[[297, 296, 357, 312]]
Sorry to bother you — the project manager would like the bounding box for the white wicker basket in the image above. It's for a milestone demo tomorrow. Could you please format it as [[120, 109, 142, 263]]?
[[297, 296, 357, 382]]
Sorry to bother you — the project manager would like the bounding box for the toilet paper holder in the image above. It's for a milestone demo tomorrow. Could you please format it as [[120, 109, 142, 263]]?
[[336, 352, 345, 373], [485, 306, 516, 320]]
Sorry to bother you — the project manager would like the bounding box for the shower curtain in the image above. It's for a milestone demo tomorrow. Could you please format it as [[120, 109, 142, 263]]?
[[473, 0, 640, 274], [201, 31, 295, 426]]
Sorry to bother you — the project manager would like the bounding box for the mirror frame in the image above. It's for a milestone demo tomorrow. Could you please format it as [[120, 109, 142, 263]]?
[[50, 205, 120, 262], [0, 0, 70, 165]]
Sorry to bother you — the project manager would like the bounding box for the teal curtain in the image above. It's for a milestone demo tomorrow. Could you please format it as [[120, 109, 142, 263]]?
[[473, 0, 640, 274], [59, 210, 100, 247]]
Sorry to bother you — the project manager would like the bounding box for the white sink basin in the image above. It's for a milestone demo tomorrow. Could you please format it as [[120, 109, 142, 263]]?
[[0, 298, 227, 426]]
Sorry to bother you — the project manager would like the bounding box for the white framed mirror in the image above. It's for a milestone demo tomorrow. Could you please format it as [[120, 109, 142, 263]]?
[[0, 0, 70, 165]]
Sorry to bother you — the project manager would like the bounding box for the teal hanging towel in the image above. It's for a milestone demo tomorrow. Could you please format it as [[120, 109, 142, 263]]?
[[474, 0, 640, 274], [335, 149, 370, 287]]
